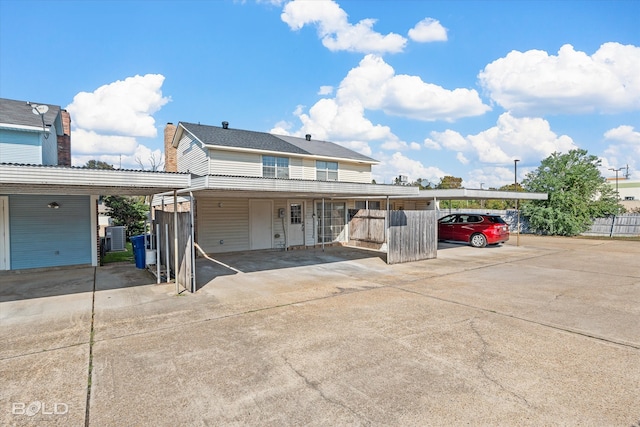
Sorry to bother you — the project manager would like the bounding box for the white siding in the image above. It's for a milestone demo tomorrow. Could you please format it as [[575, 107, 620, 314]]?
[[301, 159, 317, 180], [290, 157, 304, 179], [197, 198, 250, 253], [209, 149, 262, 176], [339, 162, 372, 183], [177, 134, 208, 175], [301, 158, 372, 183]]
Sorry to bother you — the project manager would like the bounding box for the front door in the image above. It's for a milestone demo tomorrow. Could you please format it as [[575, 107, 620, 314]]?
[[249, 200, 273, 250], [288, 201, 304, 247]]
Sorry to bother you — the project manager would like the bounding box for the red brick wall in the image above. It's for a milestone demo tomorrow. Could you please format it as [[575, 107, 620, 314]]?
[[164, 123, 177, 172], [57, 110, 71, 166]]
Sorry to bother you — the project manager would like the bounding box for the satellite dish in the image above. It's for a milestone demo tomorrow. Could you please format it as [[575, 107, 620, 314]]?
[[32, 104, 49, 115]]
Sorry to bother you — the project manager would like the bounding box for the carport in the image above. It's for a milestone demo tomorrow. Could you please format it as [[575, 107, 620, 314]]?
[[152, 182, 549, 294], [152, 175, 429, 293], [0, 164, 191, 271]]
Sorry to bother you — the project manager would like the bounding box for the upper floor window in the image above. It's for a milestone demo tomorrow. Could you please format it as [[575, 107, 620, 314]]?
[[316, 161, 338, 181], [263, 156, 289, 179]]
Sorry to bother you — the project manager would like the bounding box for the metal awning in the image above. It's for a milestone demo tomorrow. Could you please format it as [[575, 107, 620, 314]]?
[[156, 174, 421, 199], [394, 188, 548, 201], [0, 164, 191, 196]]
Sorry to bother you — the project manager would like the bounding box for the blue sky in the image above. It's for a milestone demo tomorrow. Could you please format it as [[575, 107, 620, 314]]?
[[1, 0, 638, 187]]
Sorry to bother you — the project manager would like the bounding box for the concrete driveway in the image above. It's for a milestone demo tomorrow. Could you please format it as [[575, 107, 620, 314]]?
[[1, 236, 639, 426]]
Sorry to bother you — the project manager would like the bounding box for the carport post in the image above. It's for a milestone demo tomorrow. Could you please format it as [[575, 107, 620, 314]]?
[[174, 190, 179, 294], [156, 223, 161, 284], [190, 191, 196, 293], [321, 198, 325, 251], [165, 223, 170, 283]]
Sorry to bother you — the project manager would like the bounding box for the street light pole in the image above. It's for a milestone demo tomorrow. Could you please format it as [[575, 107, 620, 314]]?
[[514, 159, 520, 246]]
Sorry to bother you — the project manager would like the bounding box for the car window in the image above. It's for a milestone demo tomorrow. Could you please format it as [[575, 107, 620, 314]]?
[[468, 215, 482, 223], [458, 216, 468, 223], [487, 216, 506, 224], [439, 215, 456, 224]]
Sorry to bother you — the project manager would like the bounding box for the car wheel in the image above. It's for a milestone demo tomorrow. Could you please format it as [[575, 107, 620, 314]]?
[[470, 233, 487, 248]]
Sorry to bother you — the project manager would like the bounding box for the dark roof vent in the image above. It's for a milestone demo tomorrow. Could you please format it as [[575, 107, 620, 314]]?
[[222, 121, 229, 129], [305, 134, 311, 141]]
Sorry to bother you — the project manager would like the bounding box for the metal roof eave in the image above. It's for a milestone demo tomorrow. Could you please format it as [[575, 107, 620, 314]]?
[[0, 164, 191, 196], [164, 175, 419, 198], [401, 188, 549, 200]]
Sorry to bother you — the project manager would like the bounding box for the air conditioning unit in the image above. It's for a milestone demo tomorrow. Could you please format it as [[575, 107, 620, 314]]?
[[105, 226, 126, 252]]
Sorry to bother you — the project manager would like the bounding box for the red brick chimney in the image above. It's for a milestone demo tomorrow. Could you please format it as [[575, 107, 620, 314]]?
[[57, 109, 71, 166], [164, 122, 177, 172]]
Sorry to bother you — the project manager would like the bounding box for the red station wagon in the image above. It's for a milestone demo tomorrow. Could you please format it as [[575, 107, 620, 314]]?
[[438, 213, 510, 248]]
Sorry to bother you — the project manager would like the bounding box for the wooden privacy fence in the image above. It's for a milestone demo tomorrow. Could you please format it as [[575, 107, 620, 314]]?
[[349, 209, 438, 264], [154, 210, 194, 293], [582, 214, 640, 237], [387, 210, 438, 264], [349, 209, 386, 246]]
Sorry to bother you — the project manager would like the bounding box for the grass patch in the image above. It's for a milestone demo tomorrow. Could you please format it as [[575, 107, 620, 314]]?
[[102, 242, 134, 264]]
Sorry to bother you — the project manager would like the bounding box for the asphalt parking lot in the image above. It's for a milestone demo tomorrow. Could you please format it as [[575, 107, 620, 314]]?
[[1, 235, 639, 426]]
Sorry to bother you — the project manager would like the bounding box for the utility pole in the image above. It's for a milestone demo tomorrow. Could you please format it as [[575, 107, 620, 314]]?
[[609, 167, 623, 200]]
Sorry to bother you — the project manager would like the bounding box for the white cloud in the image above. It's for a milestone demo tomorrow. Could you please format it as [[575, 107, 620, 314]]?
[[479, 43, 640, 115], [409, 142, 421, 150], [435, 112, 577, 164], [281, 0, 407, 53], [67, 74, 170, 169], [66, 74, 169, 137], [372, 151, 446, 184], [71, 129, 138, 155], [602, 125, 640, 178], [279, 54, 489, 159], [318, 85, 334, 95], [604, 125, 640, 144], [408, 18, 447, 42], [456, 152, 469, 165], [466, 166, 529, 190], [340, 54, 490, 122], [428, 129, 468, 151], [423, 138, 441, 150]]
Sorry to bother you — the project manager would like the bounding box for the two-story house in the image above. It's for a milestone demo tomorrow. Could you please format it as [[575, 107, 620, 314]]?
[[162, 121, 419, 254], [0, 98, 190, 271]]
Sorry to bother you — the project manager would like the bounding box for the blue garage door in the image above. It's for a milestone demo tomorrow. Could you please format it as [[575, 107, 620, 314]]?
[[9, 195, 92, 269]]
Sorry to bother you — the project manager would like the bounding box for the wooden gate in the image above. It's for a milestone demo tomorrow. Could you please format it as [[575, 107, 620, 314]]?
[[154, 210, 194, 293], [349, 209, 438, 264], [387, 210, 438, 264]]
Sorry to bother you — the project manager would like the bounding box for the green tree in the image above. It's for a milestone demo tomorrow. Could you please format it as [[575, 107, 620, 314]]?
[[411, 178, 433, 189], [84, 160, 114, 170], [436, 175, 463, 189], [521, 149, 621, 236], [435, 176, 463, 209], [103, 196, 149, 237]]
